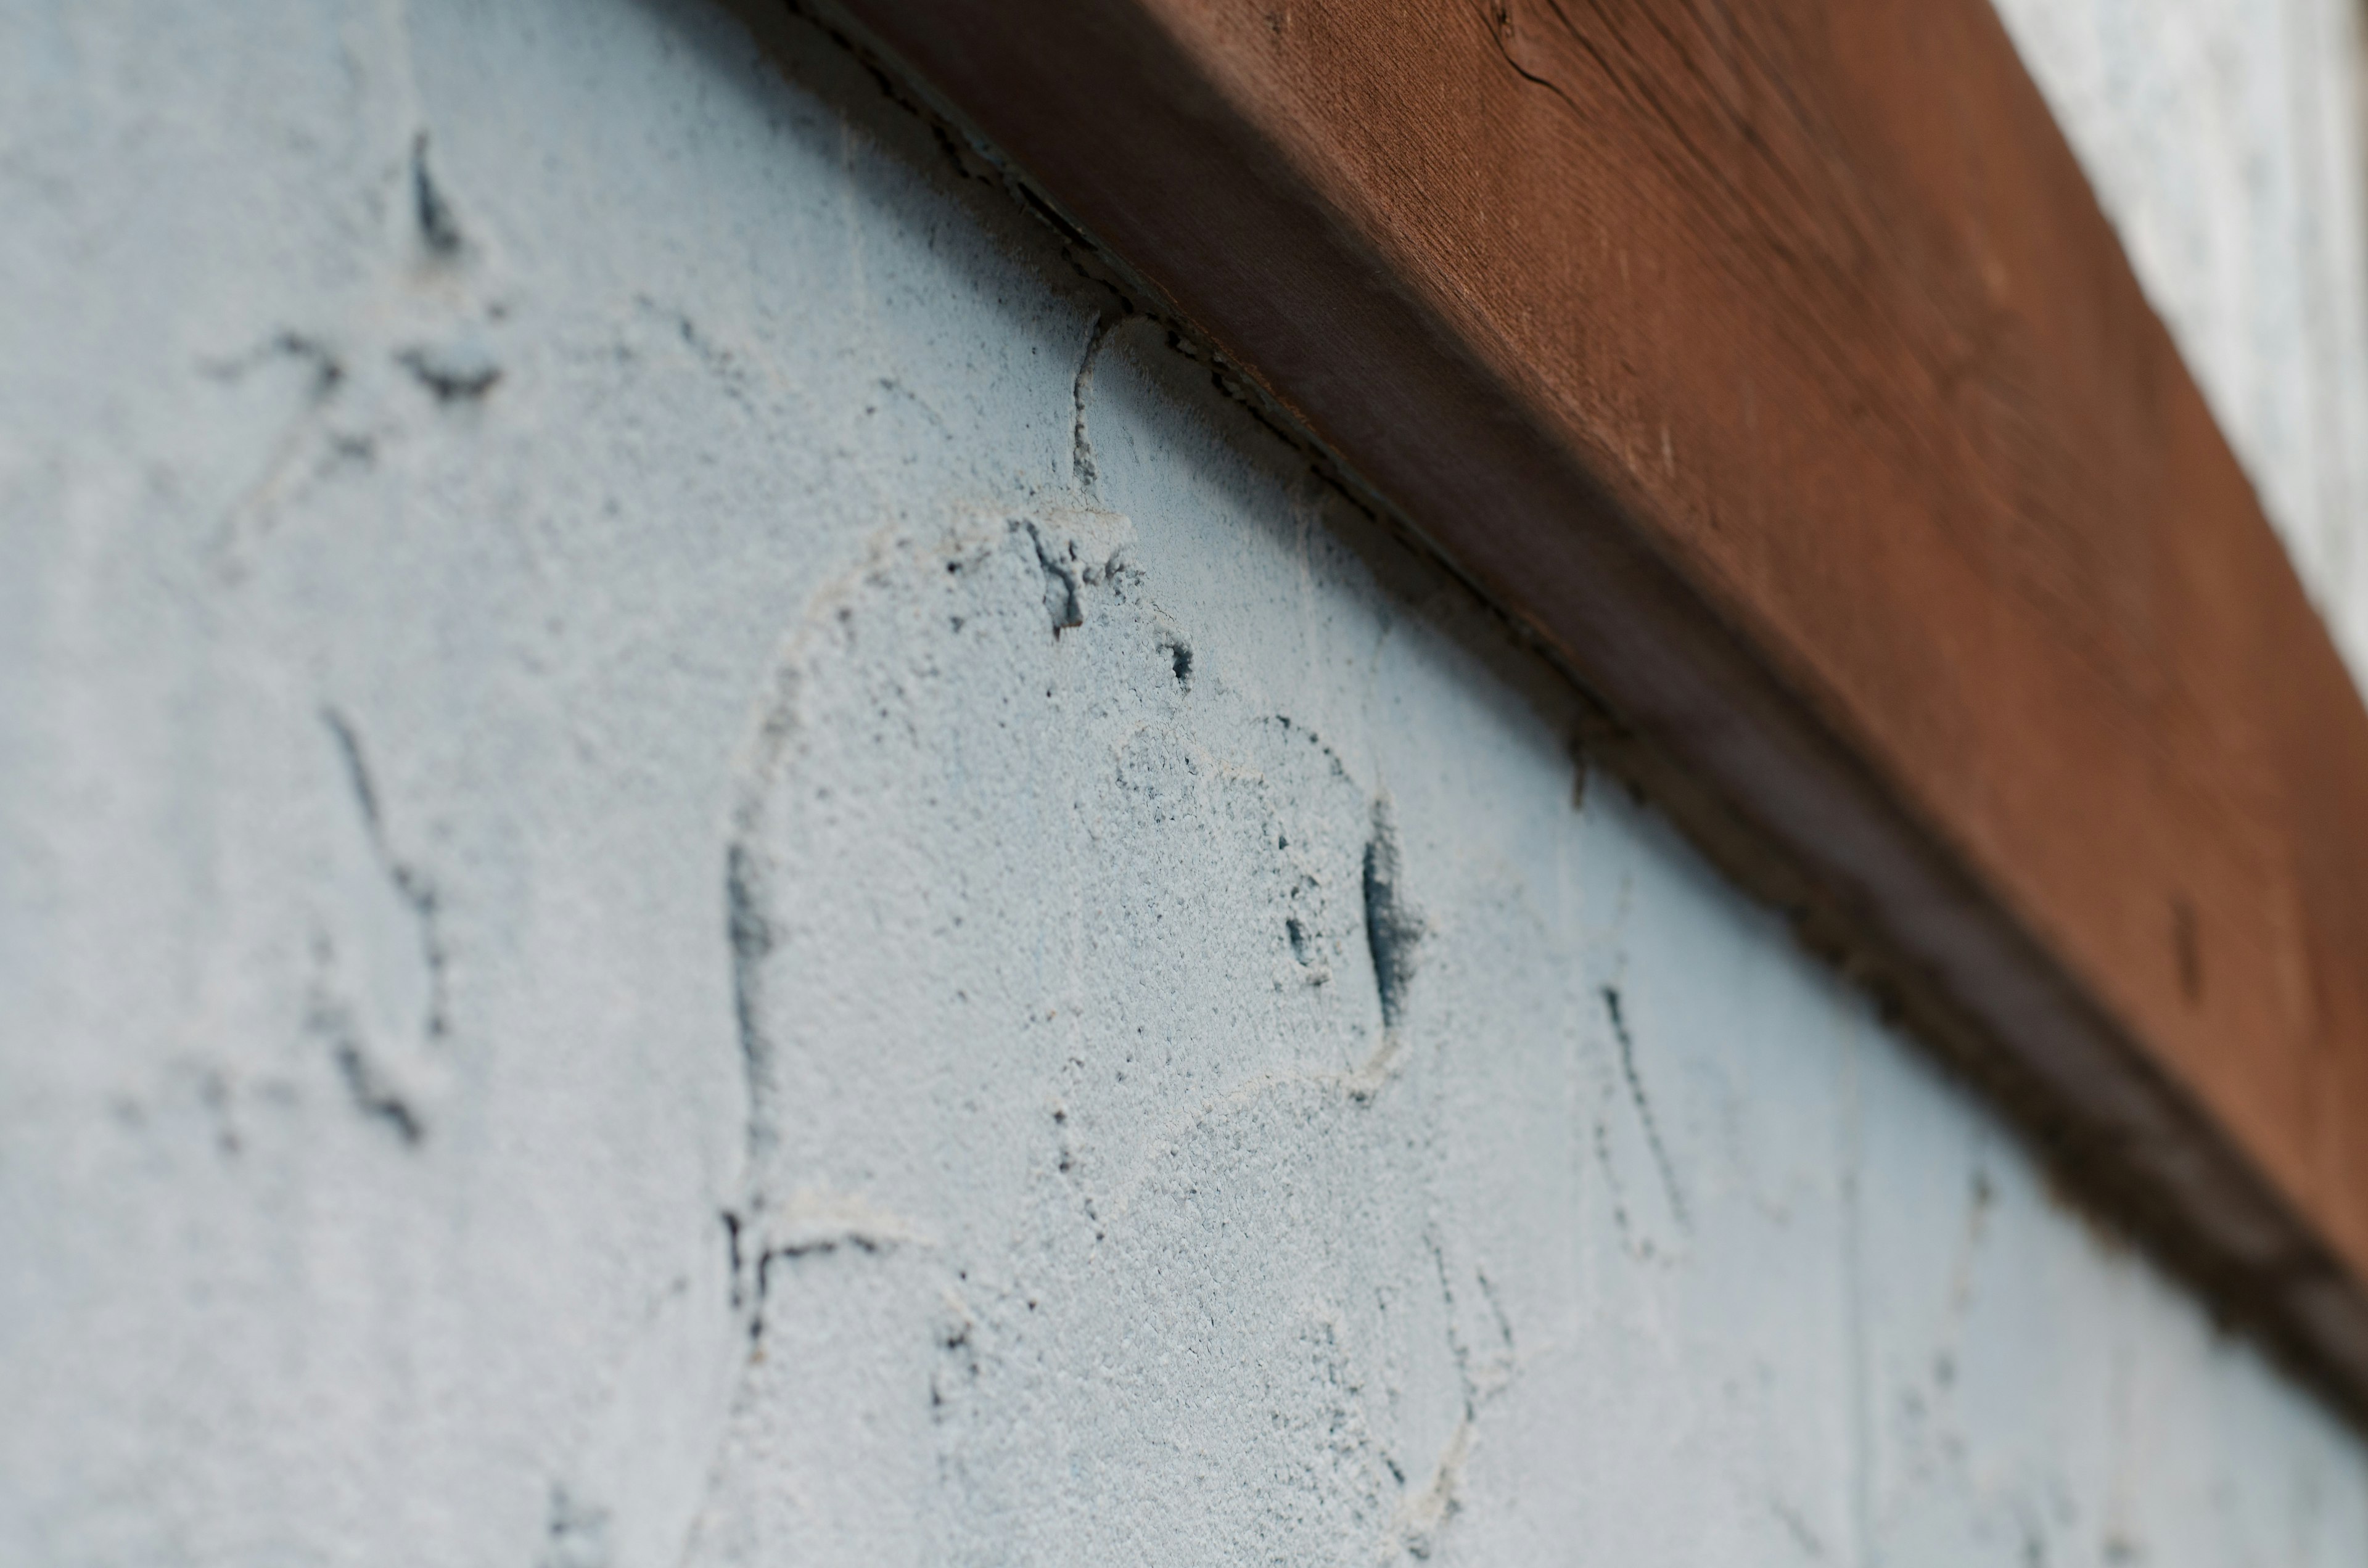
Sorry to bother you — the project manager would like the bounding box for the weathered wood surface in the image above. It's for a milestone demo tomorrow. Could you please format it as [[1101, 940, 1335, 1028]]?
[[830, 0, 2368, 1395]]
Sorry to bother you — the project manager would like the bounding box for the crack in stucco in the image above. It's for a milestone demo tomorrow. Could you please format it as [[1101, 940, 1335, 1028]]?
[[1386, 1230, 1519, 1561], [1602, 983, 1687, 1233], [726, 1189, 932, 1346], [202, 330, 355, 573], [323, 706, 450, 1043]]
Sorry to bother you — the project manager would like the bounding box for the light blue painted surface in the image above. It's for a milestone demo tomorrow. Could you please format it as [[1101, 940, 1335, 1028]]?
[[2, 0, 2362, 1562]]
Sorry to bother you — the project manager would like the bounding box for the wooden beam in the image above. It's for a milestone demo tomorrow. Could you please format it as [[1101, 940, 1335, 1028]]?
[[826, 0, 2368, 1399]]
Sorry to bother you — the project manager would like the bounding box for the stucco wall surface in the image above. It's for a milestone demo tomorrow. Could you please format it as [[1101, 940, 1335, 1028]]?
[[1991, 0, 2368, 679], [5, 1, 2367, 1564]]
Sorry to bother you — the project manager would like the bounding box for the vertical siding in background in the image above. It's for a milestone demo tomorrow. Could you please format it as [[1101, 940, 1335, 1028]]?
[[1991, 0, 2368, 678]]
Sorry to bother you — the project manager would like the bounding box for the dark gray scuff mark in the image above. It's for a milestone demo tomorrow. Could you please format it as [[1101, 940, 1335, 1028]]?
[[195, 1069, 241, 1159], [1268, 712, 1355, 785], [1362, 797, 1424, 1032], [411, 131, 464, 257], [1602, 985, 1688, 1230], [931, 1299, 984, 1426], [325, 708, 384, 832], [537, 1484, 612, 1568], [724, 841, 776, 1163], [1072, 311, 1116, 491], [1593, 1117, 1634, 1246], [1473, 1265, 1516, 1364], [1771, 1496, 1829, 1561], [202, 330, 346, 401], [723, 654, 804, 1191], [721, 1208, 748, 1317], [634, 294, 763, 409], [321, 708, 450, 1041], [307, 987, 425, 1146], [396, 339, 501, 403], [334, 1040, 422, 1144]]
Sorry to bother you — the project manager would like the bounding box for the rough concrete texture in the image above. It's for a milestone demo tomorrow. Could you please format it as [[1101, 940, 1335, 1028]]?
[[1992, 0, 2368, 679], [4, 0, 2367, 1563]]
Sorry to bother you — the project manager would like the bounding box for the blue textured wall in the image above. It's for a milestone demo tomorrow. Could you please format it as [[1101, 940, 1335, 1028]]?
[[3, 1, 2363, 1561]]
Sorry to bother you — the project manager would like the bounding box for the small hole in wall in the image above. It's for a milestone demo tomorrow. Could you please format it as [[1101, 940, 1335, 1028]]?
[[2172, 897, 2204, 1005]]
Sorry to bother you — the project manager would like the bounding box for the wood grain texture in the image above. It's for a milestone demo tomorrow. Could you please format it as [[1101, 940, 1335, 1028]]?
[[826, 0, 2368, 1396]]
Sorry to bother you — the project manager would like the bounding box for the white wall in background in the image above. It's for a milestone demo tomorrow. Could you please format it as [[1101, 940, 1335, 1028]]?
[[1993, 0, 2368, 679], [4, 1, 2365, 1563]]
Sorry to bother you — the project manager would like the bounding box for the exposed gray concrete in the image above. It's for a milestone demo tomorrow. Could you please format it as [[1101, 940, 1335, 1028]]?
[[4, 1, 2366, 1563], [1993, 0, 2368, 680]]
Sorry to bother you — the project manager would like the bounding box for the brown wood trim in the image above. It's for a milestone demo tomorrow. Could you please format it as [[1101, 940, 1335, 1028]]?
[[822, 0, 2368, 1399]]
